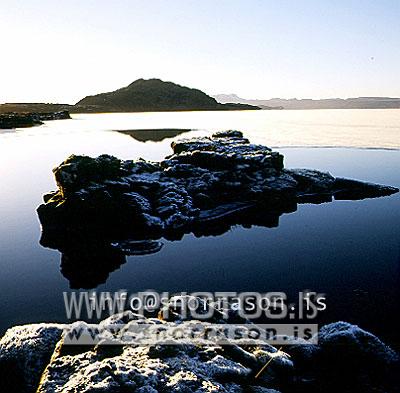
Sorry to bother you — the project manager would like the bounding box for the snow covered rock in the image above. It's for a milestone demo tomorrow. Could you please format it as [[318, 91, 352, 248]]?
[[283, 322, 400, 392], [0, 323, 64, 393], [0, 309, 398, 393], [38, 130, 398, 242]]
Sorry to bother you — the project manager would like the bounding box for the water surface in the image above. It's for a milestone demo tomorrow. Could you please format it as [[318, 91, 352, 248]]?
[[0, 109, 399, 347]]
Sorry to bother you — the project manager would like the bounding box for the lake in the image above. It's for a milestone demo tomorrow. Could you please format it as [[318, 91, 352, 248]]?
[[0, 109, 399, 347]]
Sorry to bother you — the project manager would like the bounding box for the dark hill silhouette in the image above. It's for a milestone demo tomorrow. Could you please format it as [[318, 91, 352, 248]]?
[[76, 78, 260, 112]]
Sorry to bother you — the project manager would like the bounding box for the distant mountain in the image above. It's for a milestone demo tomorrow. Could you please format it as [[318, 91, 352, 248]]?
[[214, 94, 243, 103], [213, 94, 400, 110], [76, 79, 260, 112]]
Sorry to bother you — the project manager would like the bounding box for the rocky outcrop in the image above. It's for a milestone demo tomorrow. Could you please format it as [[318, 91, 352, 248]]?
[[37, 110, 71, 121], [38, 130, 398, 239], [0, 303, 398, 393], [36, 131, 398, 288], [0, 112, 43, 128], [0, 110, 71, 129]]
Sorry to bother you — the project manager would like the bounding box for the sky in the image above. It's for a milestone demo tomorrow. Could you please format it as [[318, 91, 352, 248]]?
[[1, 0, 399, 103]]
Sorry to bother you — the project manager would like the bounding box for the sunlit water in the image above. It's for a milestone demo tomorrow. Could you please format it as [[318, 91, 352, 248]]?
[[0, 109, 399, 347]]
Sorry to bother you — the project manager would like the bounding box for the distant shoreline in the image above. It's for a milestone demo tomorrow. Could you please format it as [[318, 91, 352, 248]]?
[[0, 103, 262, 114], [2, 104, 400, 115], [3, 78, 400, 112]]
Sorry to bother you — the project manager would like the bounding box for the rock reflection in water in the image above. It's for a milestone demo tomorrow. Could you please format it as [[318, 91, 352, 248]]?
[[39, 202, 294, 289]]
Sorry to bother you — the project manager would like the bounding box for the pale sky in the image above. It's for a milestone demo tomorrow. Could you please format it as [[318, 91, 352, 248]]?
[[1, 0, 399, 103]]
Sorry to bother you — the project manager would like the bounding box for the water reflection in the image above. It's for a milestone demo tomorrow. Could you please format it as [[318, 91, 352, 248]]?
[[39, 171, 397, 290], [116, 128, 192, 142], [39, 201, 299, 288]]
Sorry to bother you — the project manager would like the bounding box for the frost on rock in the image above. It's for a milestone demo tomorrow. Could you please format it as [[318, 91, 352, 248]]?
[[34, 316, 287, 393], [36, 131, 399, 288], [38, 130, 398, 240], [316, 321, 400, 390], [0, 323, 64, 393], [283, 322, 400, 393], [0, 310, 398, 393], [318, 321, 399, 364]]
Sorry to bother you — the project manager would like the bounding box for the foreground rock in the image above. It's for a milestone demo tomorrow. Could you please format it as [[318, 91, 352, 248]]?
[[0, 324, 63, 392], [0, 305, 398, 393], [0, 110, 71, 129]]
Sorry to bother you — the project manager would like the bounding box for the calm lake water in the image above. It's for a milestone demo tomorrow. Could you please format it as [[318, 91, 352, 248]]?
[[0, 109, 399, 346]]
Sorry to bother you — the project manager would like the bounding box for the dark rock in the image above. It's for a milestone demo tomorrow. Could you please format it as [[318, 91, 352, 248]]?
[[38, 130, 398, 240], [0, 324, 64, 393], [333, 177, 399, 199], [213, 130, 248, 139], [36, 131, 398, 288], [282, 322, 400, 393], [1, 311, 398, 393], [0, 112, 43, 128], [314, 322, 400, 391], [53, 154, 122, 196], [0, 110, 71, 129], [37, 110, 71, 121]]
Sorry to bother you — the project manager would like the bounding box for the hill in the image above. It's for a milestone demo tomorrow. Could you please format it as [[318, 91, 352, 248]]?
[[76, 79, 260, 112]]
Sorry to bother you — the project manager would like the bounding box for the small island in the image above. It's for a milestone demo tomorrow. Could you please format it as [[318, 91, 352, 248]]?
[[38, 130, 398, 240], [37, 131, 398, 290], [76, 78, 260, 112]]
